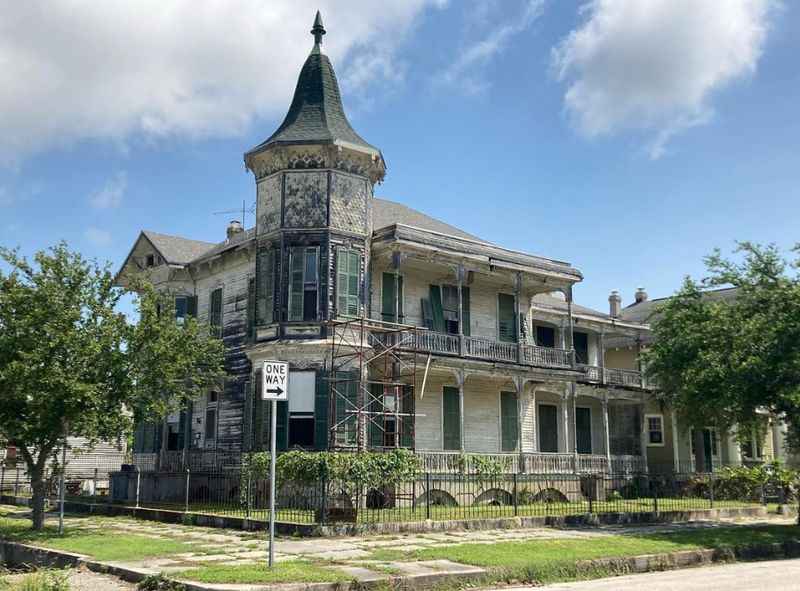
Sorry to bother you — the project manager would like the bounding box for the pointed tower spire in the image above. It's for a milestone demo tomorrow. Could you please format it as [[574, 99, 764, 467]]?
[[311, 11, 326, 47]]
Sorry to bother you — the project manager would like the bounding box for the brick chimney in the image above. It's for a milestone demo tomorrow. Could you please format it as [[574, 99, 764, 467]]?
[[226, 220, 244, 241], [634, 286, 648, 304], [609, 290, 622, 318]]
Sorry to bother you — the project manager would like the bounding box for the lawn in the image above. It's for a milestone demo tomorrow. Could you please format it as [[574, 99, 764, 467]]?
[[175, 560, 351, 585], [0, 513, 200, 562], [370, 524, 800, 584]]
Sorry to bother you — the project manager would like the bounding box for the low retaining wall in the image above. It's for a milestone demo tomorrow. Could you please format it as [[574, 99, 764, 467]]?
[[1, 494, 771, 537]]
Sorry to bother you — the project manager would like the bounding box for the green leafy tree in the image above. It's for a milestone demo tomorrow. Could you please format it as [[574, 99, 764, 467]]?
[[644, 242, 800, 453], [0, 243, 224, 529]]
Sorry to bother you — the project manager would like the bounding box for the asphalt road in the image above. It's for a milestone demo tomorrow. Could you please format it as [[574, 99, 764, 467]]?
[[497, 559, 800, 590]]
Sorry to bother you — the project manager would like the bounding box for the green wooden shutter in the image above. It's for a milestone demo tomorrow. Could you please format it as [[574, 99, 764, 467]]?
[[336, 249, 361, 317], [253, 370, 264, 450], [314, 371, 329, 450], [429, 285, 446, 333], [368, 383, 384, 448], [576, 407, 592, 454], [276, 401, 289, 451], [288, 247, 304, 321], [500, 391, 519, 452], [421, 298, 433, 329], [256, 248, 275, 325], [381, 273, 396, 322], [442, 387, 461, 451], [498, 293, 517, 343], [401, 385, 414, 448], [210, 288, 223, 337], [461, 286, 471, 336], [538, 404, 559, 453]]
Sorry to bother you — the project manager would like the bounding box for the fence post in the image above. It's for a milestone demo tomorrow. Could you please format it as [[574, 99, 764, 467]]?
[[425, 472, 431, 520], [135, 467, 141, 509], [652, 476, 659, 515], [184, 468, 190, 514], [709, 475, 714, 509], [513, 473, 518, 517], [245, 470, 251, 520], [93, 468, 98, 502], [588, 476, 594, 514], [321, 473, 328, 525]]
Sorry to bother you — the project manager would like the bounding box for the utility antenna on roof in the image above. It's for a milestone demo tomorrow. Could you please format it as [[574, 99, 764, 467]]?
[[212, 200, 255, 227]]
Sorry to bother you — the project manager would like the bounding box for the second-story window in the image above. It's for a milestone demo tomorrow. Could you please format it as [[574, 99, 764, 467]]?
[[498, 293, 517, 343], [256, 248, 276, 325], [574, 331, 589, 363], [288, 246, 319, 321], [381, 272, 404, 323], [336, 248, 361, 317], [535, 325, 555, 348], [209, 288, 223, 337]]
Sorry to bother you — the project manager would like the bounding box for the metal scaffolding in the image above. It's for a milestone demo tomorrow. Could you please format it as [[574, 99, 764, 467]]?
[[326, 317, 422, 451]]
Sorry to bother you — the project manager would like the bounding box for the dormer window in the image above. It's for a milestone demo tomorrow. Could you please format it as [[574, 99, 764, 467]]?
[[146, 254, 155, 268]]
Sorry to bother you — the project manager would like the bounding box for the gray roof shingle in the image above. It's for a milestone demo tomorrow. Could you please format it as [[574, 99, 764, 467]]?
[[372, 198, 486, 243], [142, 231, 215, 265]]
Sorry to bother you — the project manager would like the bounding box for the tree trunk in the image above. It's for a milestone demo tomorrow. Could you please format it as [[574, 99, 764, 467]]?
[[30, 467, 47, 531]]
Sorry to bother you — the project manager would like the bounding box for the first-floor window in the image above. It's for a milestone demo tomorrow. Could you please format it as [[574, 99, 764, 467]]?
[[576, 407, 592, 454], [442, 386, 461, 451], [288, 371, 315, 448], [500, 391, 519, 452], [538, 404, 559, 453], [205, 390, 218, 441], [288, 246, 319, 321], [646, 414, 664, 446]]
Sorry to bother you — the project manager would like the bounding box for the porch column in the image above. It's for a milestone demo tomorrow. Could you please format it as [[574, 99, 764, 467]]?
[[357, 362, 369, 451], [531, 387, 538, 453], [393, 252, 402, 323], [457, 265, 465, 356], [602, 393, 611, 473], [671, 410, 680, 472], [598, 331, 606, 384], [515, 273, 523, 363], [639, 394, 649, 473], [566, 287, 575, 366], [725, 430, 742, 466], [571, 384, 578, 471], [772, 419, 787, 462], [456, 370, 466, 452]]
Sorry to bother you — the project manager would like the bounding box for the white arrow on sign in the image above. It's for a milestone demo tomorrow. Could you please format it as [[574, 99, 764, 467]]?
[[261, 360, 289, 401]]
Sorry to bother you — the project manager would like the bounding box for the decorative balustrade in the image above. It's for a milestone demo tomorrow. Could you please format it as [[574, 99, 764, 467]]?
[[578, 364, 603, 382], [464, 336, 518, 363], [523, 344, 573, 368], [416, 450, 646, 475], [603, 367, 644, 388], [412, 331, 460, 355]]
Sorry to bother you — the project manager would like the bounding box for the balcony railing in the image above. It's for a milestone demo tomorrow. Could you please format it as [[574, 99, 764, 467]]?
[[416, 450, 646, 475], [377, 331, 574, 371], [577, 365, 648, 389]]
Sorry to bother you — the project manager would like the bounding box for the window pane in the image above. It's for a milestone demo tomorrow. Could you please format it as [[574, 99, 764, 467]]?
[[304, 248, 317, 283], [288, 247, 304, 320], [175, 296, 188, 321]]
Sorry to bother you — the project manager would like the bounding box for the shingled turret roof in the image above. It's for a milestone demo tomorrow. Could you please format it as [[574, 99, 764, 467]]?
[[246, 12, 381, 158]]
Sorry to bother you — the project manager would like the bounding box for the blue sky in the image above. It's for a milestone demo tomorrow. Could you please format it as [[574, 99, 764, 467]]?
[[1, 0, 797, 313]]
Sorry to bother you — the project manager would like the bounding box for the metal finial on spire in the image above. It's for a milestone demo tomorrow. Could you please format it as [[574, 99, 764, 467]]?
[[311, 11, 326, 46]]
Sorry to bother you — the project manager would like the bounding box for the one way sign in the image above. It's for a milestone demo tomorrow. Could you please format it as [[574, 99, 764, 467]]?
[[261, 360, 289, 401]]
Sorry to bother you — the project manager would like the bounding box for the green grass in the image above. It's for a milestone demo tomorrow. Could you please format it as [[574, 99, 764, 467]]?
[[175, 560, 351, 585], [0, 514, 199, 562], [371, 524, 800, 584]]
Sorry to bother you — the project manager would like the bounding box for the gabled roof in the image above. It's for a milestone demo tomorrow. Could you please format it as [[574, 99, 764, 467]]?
[[245, 13, 380, 159], [141, 231, 215, 265], [372, 198, 486, 243], [618, 286, 740, 324]]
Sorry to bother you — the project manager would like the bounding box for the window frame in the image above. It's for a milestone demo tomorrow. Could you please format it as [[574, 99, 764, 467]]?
[[288, 246, 320, 322], [537, 403, 560, 453], [645, 413, 665, 447]]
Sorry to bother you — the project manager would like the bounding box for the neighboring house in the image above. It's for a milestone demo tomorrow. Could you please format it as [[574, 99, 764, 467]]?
[[607, 287, 794, 473], [117, 14, 654, 475]]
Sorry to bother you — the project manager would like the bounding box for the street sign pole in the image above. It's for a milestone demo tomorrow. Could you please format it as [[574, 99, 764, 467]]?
[[269, 397, 277, 567], [261, 360, 289, 570]]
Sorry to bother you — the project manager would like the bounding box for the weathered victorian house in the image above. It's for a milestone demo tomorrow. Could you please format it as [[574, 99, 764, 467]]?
[[117, 14, 657, 476]]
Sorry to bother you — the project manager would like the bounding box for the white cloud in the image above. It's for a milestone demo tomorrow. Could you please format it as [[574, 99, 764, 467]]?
[[438, 0, 546, 95], [0, 1, 445, 165], [552, 0, 778, 158], [84, 227, 112, 247], [89, 172, 127, 209]]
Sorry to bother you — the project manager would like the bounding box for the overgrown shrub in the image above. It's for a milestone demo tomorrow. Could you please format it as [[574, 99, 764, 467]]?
[[137, 573, 186, 591], [686, 461, 798, 502], [3, 570, 70, 591]]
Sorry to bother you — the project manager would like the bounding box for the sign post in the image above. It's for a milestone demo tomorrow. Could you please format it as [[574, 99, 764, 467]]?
[[261, 360, 288, 568]]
